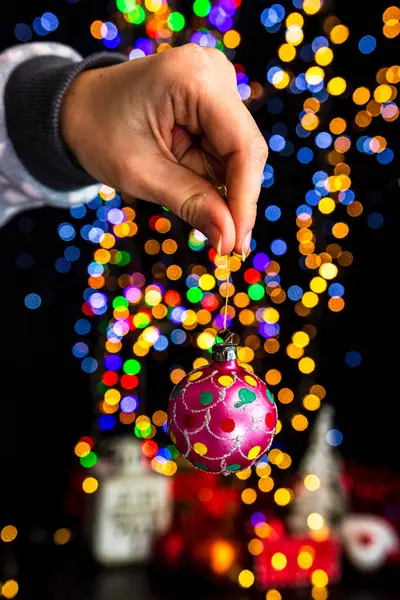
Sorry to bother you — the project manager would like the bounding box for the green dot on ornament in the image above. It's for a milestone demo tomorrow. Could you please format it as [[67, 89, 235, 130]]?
[[172, 385, 182, 398], [200, 391, 214, 406], [226, 463, 241, 472], [194, 462, 209, 471], [267, 389, 275, 404], [235, 388, 257, 408]]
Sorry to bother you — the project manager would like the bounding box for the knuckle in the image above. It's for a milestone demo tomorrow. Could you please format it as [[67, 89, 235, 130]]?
[[249, 134, 269, 164], [180, 43, 207, 67], [179, 191, 205, 227]]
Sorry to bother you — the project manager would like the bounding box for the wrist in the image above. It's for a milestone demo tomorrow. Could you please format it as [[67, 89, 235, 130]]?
[[60, 69, 98, 172]]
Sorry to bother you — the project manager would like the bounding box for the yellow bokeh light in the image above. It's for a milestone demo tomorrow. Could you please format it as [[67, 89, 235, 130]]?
[[304, 474, 321, 491], [197, 331, 216, 350], [329, 117, 346, 134], [310, 277, 327, 294], [298, 548, 315, 569], [303, 394, 321, 411], [236, 468, 252, 480], [263, 307, 280, 323], [315, 46, 333, 66], [83, 477, 99, 494], [266, 369, 282, 385], [224, 30, 241, 48], [278, 388, 294, 404], [286, 12, 304, 27], [1, 580, 19, 599], [242, 488, 257, 504], [248, 538, 264, 556], [312, 587, 328, 600], [104, 388, 121, 406], [238, 570, 255, 588], [353, 86, 371, 105], [330, 24, 349, 44], [311, 570, 329, 587], [328, 77, 347, 96], [292, 414, 309, 431], [332, 222, 349, 238], [302, 113, 320, 130], [166, 265, 182, 280], [271, 552, 287, 571], [318, 197, 336, 214], [319, 263, 338, 280], [278, 43, 296, 62], [299, 357, 315, 374], [274, 488, 292, 506], [272, 69, 291, 89], [374, 84, 392, 103], [302, 291, 319, 308], [54, 528, 72, 545], [307, 512, 324, 530], [292, 331, 310, 348], [303, 0, 321, 15], [1, 525, 17, 543], [287, 343, 304, 359], [306, 66, 325, 85], [266, 591, 282, 600], [258, 477, 275, 493], [255, 523, 272, 539]]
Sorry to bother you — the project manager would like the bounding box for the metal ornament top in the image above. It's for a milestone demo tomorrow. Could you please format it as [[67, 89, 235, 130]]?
[[212, 330, 238, 362]]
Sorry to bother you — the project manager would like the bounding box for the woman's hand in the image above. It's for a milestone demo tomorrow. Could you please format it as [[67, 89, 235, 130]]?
[[61, 44, 268, 257]]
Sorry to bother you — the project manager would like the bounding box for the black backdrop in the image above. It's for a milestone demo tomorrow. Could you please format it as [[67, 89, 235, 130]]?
[[0, 0, 396, 534]]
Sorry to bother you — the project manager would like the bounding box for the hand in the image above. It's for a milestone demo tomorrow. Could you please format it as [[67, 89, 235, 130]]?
[[61, 45, 268, 256]]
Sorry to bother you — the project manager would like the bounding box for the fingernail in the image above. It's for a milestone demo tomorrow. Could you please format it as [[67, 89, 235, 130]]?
[[242, 231, 252, 262], [217, 235, 222, 257], [205, 224, 223, 255]]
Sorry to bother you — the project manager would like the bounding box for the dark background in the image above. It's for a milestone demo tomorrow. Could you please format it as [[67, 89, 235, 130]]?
[[0, 0, 396, 568]]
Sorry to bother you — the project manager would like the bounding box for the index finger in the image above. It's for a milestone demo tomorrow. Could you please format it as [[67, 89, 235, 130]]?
[[197, 75, 268, 256]]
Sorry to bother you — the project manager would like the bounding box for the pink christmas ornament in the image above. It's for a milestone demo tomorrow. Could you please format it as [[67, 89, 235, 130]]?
[[167, 338, 278, 475]]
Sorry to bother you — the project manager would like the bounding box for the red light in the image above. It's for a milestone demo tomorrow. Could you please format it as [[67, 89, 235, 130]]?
[[234, 63, 245, 73], [121, 374, 138, 390], [142, 440, 158, 458], [82, 302, 94, 316], [149, 216, 160, 230], [244, 268, 261, 284], [208, 248, 217, 262], [201, 293, 219, 311], [164, 290, 181, 306], [102, 371, 119, 386], [79, 436, 94, 449]]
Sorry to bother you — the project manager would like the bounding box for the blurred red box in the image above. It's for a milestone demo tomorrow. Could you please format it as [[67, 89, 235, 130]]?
[[254, 536, 341, 588]]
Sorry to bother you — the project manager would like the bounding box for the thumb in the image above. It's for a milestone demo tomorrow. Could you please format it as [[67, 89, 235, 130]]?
[[150, 159, 236, 255]]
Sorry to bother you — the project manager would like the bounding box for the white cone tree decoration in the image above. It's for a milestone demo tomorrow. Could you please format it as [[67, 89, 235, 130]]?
[[289, 404, 346, 536]]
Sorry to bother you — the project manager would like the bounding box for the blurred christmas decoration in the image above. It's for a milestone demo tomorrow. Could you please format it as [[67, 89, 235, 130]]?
[[289, 405, 346, 536], [8, 0, 400, 596], [341, 514, 399, 572], [168, 334, 277, 474], [90, 437, 171, 565]]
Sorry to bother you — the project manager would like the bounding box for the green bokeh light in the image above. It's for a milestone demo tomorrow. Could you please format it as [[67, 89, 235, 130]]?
[[123, 359, 141, 375], [193, 0, 211, 17], [168, 12, 185, 32], [248, 283, 265, 301]]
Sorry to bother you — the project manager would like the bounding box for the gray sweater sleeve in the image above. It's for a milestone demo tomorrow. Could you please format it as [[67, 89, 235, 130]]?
[[0, 42, 126, 227]]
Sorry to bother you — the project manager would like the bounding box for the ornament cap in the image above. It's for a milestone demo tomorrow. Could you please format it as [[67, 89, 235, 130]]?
[[212, 330, 238, 362]]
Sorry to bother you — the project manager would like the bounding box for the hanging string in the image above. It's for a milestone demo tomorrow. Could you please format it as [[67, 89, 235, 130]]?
[[201, 150, 231, 332]]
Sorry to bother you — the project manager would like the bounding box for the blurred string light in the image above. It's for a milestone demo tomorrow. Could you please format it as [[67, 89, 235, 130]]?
[[11, 0, 394, 587]]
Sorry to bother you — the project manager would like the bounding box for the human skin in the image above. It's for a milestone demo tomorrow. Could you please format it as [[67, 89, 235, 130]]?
[[61, 44, 268, 257]]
